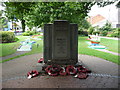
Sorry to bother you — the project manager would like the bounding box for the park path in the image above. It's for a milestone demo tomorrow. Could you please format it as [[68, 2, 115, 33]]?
[[0, 51, 28, 61], [99, 36, 120, 40], [93, 36, 120, 56], [96, 49, 120, 56], [1, 53, 119, 88]]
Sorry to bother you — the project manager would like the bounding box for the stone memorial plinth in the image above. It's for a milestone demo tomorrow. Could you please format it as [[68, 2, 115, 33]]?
[[44, 20, 78, 65]]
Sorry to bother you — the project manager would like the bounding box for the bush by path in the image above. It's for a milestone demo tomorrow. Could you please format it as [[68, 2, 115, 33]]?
[[0, 31, 18, 43]]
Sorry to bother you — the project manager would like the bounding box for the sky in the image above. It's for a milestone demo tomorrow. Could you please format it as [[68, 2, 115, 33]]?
[[87, 2, 118, 19]]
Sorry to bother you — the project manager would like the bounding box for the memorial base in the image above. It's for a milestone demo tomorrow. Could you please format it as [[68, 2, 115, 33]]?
[[44, 59, 77, 65]]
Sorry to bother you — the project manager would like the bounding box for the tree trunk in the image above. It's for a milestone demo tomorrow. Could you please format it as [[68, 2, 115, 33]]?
[[21, 19, 25, 32], [12, 20, 13, 30]]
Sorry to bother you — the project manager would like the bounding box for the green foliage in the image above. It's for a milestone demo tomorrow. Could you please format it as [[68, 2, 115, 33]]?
[[22, 32, 30, 36], [78, 19, 91, 31], [29, 31, 36, 35], [4, 2, 36, 32], [22, 30, 37, 36], [92, 31, 100, 35], [107, 28, 120, 38], [26, 30, 31, 33], [0, 31, 16, 43], [107, 32, 120, 38], [0, 10, 2, 16], [78, 30, 88, 36], [4, 2, 115, 31], [88, 27, 94, 35], [111, 33, 119, 37], [0, 17, 8, 30], [14, 37, 19, 42], [99, 22, 113, 31], [100, 30, 108, 36]]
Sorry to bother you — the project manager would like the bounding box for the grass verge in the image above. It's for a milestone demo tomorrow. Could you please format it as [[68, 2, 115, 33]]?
[[0, 36, 29, 57], [1, 36, 119, 65], [1, 36, 43, 63], [78, 36, 119, 65], [101, 38, 119, 53]]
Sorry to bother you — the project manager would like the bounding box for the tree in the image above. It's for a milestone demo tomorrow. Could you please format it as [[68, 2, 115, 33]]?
[[25, 2, 115, 27], [0, 10, 8, 31], [88, 27, 94, 35], [99, 22, 113, 31], [4, 2, 36, 32], [78, 19, 91, 31], [4, 1, 116, 31]]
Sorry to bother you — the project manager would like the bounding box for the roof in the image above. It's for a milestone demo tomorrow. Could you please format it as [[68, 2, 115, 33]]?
[[87, 14, 105, 25]]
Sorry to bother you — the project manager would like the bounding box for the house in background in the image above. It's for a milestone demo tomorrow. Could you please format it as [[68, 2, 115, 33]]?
[[87, 14, 107, 28], [87, 1, 120, 28]]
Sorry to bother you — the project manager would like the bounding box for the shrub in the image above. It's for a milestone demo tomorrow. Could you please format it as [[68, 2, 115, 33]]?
[[100, 31, 108, 36], [99, 22, 113, 31], [22, 33, 30, 36], [32, 29, 37, 33], [107, 28, 120, 38], [23, 30, 37, 36], [107, 34, 112, 37], [111, 33, 120, 38], [88, 27, 94, 35], [29, 31, 36, 35], [14, 37, 19, 42], [0, 31, 16, 43], [92, 31, 100, 35], [26, 30, 30, 33], [78, 31, 88, 36]]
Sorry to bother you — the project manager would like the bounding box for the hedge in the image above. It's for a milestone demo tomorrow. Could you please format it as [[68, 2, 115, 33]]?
[[22, 31, 36, 36], [107, 32, 120, 38], [22, 32, 30, 36], [92, 31, 100, 35], [78, 31, 88, 36], [100, 31, 108, 36], [0, 31, 17, 43]]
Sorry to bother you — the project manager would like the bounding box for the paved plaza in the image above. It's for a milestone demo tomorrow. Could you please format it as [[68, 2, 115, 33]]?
[[0, 53, 119, 88]]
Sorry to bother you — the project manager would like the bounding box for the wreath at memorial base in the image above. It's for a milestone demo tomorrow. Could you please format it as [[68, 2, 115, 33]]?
[[44, 65, 91, 79], [27, 70, 39, 79], [27, 58, 91, 79]]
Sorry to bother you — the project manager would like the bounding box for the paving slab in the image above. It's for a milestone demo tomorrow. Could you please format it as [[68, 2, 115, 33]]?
[[2, 75, 119, 88], [78, 55, 119, 76], [1, 53, 119, 88]]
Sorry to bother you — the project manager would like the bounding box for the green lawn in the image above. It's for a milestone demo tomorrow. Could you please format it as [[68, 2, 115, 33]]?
[[78, 36, 119, 64], [1, 36, 119, 64], [0, 35, 43, 63], [101, 38, 119, 53], [0, 36, 29, 57]]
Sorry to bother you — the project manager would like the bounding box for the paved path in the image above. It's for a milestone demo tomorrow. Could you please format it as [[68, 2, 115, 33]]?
[[1, 53, 119, 88], [0, 51, 28, 61], [99, 36, 120, 40], [96, 49, 120, 56]]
